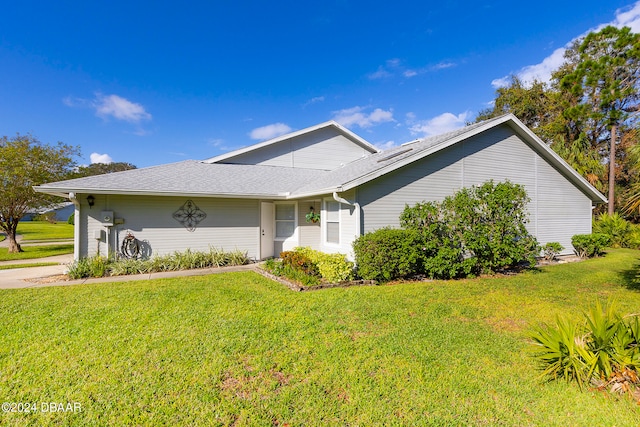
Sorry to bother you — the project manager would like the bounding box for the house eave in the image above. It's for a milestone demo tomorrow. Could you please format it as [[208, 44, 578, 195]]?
[[33, 186, 291, 200]]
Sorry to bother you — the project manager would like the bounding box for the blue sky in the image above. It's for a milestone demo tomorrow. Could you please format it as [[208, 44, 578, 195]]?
[[2, 1, 640, 168]]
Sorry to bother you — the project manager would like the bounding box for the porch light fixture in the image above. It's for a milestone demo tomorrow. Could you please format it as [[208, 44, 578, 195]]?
[[87, 194, 95, 208]]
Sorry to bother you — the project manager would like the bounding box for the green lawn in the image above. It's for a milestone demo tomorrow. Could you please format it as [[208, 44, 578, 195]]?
[[0, 262, 58, 270], [16, 221, 74, 241], [1, 249, 639, 426], [0, 244, 74, 262]]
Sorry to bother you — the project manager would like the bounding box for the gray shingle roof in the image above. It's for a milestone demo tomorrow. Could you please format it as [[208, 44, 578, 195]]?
[[36, 160, 329, 197], [34, 115, 606, 203]]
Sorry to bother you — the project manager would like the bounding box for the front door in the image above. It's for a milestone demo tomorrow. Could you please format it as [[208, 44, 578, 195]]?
[[260, 202, 274, 259]]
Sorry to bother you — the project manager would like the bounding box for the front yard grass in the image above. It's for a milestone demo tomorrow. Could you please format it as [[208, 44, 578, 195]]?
[[0, 244, 74, 262], [1, 249, 639, 426], [16, 221, 74, 241], [0, 262, 58, 270]]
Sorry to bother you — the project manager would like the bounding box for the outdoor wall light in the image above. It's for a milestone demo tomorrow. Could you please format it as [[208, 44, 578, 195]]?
[[87, 194, 95, 208]]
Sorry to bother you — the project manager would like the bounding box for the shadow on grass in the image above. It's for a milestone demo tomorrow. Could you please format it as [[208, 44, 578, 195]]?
[[619, 262, 640, 291]]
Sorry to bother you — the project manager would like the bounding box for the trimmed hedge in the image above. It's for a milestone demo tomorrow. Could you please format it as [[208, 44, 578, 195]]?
[[352, 228, 425, 282]]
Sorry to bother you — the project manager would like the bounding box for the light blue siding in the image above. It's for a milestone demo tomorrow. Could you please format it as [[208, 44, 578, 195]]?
[[358, 124, 593, 255], [219, 127, 371, 170], [80, 195, 260, 259]]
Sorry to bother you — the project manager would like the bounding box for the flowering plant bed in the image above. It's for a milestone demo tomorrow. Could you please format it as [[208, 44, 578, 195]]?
[[256, 265, 376, 291]]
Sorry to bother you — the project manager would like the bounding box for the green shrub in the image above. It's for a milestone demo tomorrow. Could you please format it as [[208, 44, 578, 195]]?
[[67, 213, 75, 225], [530, 300, 640, 396], [542, 242, 564, 261], [399, 180, 539, 278], [593, 213, 633, 248], [571, 234, 610, 258], [293, 247, 354, 282], [630, 226, 640, 249], [352, 228, 425, 282]]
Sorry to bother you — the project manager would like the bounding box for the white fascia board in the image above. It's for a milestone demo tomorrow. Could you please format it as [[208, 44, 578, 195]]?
[[33, 186, 291, 200], [203, 121, 379, 164], [285, 186, 344, 200]]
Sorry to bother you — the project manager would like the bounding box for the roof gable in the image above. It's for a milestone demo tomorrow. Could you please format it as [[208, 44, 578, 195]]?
[[290, 114, 607, 203], [203, 121, 379, 170]]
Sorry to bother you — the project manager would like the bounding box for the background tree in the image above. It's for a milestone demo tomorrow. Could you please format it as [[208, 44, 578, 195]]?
[[560, 26, 640, 214], [478, 26, 640, 218], [69, 162, 137, 179], [0, 134, 79, 253]]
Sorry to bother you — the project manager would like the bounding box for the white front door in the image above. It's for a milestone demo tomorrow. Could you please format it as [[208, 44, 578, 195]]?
[[260, 202, 274, 259]]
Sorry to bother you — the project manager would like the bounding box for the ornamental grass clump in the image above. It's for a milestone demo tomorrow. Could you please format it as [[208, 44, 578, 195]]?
[[67, 247, 249, 279], [530, 300, 640, 401]]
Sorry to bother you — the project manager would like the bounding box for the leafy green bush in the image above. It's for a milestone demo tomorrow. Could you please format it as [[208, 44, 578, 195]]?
[[530, 300, 640, 397], [352, 228, 425, 282], [542, 242, 564, 261], [293, 247, 354, 282], [399, 180, 539, 278], [571, 234, 610, 258], [592, 213, 633, 248], [67, 213, 75, 225]]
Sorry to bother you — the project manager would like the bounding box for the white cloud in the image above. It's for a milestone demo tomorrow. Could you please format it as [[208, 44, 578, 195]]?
[[332, 106, 394, 128], [409, 111, 470, 137], [375, 140, 398, 150], [90, 152, 113, 164], [370, 58, 457, 80], [249, 123, 292, 140], [368, 66, 392, 80], [94, 94, 152, 123], [491, 47, 566, 88], [492, 1, 640, 88], [302, 96, 325, 108], [609, 1, 640, 32], [208, 138, 231, 151]]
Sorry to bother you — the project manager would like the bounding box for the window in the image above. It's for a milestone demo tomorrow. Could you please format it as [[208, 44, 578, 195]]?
[[275, 203, 295, 239], [325, 200, 340, 244]]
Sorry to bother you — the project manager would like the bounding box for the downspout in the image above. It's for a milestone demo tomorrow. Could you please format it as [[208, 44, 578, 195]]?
[[68, 192, 80, 261], [333, 191, 362, 239]]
